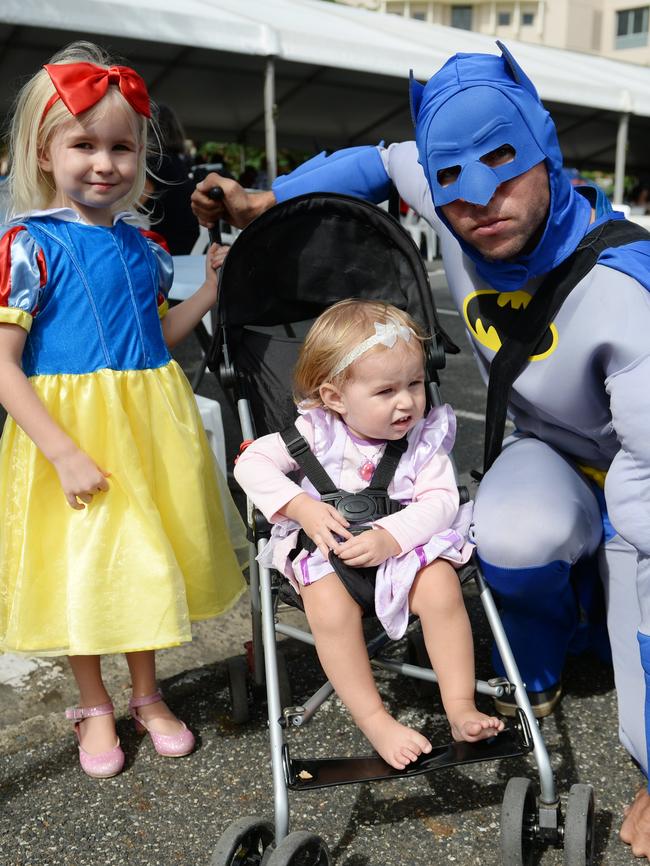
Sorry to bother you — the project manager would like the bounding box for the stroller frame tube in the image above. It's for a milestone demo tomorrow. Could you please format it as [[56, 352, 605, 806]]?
[[247, 553, 265, 687], [239, 398, 265, 686], [473, 562, 557, 806], [258, 538, 291, 842]]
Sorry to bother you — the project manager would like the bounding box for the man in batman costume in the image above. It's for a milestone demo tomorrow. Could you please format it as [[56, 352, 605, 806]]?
[[192, 43, 650, 855]]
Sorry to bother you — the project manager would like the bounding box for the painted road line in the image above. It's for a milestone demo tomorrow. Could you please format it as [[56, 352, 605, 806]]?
[[454, 409, 514, 430]]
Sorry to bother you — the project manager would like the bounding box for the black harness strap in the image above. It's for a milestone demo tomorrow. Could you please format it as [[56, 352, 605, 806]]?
[[366, 435, 409, 492], [280, 425, 408, 508], [279, 424, 408, 614], [483, 219, 650, 474], [280, 426, 339, 496]]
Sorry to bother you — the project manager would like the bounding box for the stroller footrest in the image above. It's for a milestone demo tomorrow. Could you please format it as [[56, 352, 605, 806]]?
[[287, 726, 530, 790]]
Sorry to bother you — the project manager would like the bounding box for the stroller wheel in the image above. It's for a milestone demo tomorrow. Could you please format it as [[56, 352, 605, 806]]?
[[266, 831, 331, 865], [227, 656, 250, 725], [500, 777, 538, 866], [563, 784, 596, 866], [210, 816, 275, 866]]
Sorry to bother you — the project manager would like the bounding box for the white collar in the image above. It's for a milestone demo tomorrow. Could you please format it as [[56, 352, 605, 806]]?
[[12, 207, 135, 226]]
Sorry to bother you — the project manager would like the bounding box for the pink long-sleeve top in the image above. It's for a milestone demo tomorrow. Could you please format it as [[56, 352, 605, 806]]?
[[234, 404, 462, 555]]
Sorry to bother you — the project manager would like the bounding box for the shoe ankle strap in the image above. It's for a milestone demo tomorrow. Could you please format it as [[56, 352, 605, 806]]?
[[65, 701, 114, 721], [129, 689, 163, 711]]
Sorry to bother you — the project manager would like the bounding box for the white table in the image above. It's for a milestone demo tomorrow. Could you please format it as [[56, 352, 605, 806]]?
[[171, 255, 226, 473], [170, 254, 209, 302]]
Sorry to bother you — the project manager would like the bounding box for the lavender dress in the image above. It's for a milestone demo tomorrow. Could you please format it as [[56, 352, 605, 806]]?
[[257, 405, 473, 638]]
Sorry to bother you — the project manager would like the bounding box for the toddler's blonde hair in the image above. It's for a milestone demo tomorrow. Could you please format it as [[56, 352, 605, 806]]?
[[293, 299, 428, 408], [6, 41, 153, 218]]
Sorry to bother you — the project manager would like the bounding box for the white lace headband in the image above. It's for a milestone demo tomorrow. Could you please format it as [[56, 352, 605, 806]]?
[[331, 319, 415, 377]]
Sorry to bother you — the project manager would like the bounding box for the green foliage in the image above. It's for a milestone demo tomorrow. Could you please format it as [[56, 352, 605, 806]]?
[[195, 141, 310, 177]]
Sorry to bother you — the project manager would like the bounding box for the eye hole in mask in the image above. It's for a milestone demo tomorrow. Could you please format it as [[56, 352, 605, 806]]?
[[481, 144, 516, 169], [436, 144, 517, 188], [437, 164, 461, 187]]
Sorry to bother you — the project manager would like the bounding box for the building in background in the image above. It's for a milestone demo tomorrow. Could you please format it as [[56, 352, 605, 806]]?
[[336, 0, 650, 65]]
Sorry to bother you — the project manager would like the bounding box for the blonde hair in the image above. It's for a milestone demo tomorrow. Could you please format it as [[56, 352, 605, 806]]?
[[293, 299, 428, 408], [6, 41, 155, 218]]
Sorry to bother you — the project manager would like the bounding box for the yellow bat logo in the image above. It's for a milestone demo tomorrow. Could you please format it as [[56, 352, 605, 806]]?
[[463, 289, 558, 361]]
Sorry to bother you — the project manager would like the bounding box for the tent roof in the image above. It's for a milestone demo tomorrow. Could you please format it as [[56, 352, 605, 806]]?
[[3, 0, 650, 174]]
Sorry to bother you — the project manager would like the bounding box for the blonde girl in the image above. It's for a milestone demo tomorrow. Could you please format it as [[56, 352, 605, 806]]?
[[235, 299, 503, 770], [0, 42, 246, 778]]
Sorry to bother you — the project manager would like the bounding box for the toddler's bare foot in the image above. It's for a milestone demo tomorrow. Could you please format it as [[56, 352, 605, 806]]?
[[357, 707, 432, 770], [448, 701, 504, 743], [77, 713, 119, 755]]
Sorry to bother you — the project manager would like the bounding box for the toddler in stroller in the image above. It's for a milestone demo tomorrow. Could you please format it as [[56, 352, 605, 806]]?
[[234, 299, 504, 769]]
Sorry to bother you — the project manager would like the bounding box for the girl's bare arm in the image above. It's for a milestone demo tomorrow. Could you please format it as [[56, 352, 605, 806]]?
[[160, 243, 226, 348], [0, 323, 108, 509]]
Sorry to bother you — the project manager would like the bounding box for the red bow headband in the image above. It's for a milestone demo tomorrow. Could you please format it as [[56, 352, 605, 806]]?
[[42, 62, 151, 122]]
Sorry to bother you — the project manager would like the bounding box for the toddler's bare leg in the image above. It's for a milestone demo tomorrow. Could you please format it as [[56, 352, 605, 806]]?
[[301, 571, 431, 770], [67, 655, 117, 754], [126, 650, 185, 735], [409, 560, 503, 742]]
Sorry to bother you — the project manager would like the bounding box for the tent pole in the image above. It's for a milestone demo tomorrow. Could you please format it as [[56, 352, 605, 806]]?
[[614, 111, 629, 205], [264, 56, 277, 185]]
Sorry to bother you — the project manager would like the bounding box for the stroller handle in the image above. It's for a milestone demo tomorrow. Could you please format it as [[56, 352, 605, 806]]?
[[207, 186, 224, 245]]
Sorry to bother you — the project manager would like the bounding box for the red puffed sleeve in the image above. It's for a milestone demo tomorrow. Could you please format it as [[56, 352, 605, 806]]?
[[0, 225, 47, 332], [139, 228, 173, 319]]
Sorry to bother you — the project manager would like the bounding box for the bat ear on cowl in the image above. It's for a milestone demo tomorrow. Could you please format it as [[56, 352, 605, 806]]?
[[496, 40, 540, 102], [409, 69, 425, 127]]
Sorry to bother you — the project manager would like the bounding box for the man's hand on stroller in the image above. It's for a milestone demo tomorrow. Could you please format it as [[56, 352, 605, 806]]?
[[282, 492, 352, 558], [336, 527, 400, 568], [191, 173, 276, 230]]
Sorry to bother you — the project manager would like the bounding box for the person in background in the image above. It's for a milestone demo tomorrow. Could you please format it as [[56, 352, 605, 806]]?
[[238, 164, 259, 190], [145, 103, 199, 254]]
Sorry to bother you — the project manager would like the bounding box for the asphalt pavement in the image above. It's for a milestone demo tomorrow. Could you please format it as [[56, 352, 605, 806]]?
[[0, 264, 646, 866]]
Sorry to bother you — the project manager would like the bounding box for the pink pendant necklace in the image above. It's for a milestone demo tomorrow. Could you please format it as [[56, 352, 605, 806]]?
[[358, 459, 376, 482], [357, 442, 386, 482]]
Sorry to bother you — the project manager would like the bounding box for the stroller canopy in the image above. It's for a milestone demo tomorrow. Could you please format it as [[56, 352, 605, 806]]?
[[218, 193, 452, 339], [214, 193, 457, 434]]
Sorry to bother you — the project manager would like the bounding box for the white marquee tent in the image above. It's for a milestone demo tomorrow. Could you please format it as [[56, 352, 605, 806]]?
[[2, 0, 650, 198]]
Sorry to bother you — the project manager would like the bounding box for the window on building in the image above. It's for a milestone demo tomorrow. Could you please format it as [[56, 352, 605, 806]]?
[[522, 11, 535, 25], [498, 11, 512, 25], [451, 5, 473, 29], [616, 6, 649, 49], [412, 11, 427, 19]]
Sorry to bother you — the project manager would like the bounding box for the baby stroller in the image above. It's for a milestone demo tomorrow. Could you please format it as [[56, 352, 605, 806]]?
[[206, 192, 596, 866]]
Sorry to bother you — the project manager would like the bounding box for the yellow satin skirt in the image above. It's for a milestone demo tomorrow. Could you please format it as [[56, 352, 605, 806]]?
[[0, 361, 247, 657]]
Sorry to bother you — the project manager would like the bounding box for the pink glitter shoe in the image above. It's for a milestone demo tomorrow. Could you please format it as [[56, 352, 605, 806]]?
[[129, 690, 195, 757], [65, 702, 125, 779]]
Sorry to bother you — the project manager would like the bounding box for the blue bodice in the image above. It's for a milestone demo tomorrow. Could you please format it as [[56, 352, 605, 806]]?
[[18, 216, 171, 377]]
